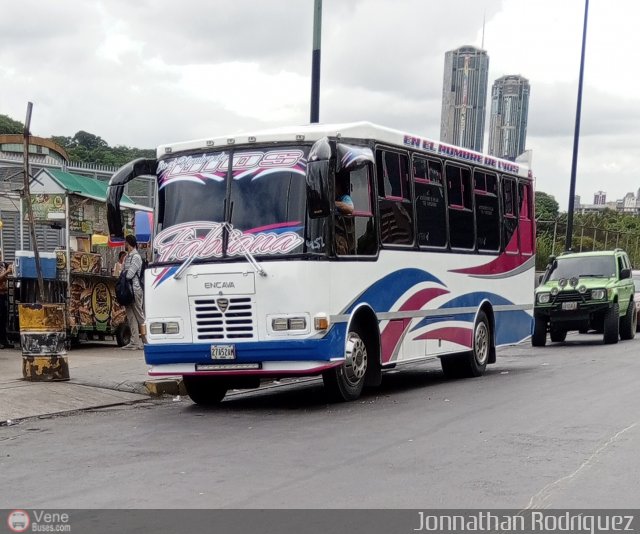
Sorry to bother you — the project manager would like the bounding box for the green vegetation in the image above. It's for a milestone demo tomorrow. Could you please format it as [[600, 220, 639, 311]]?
[[51, 131, 154, 168], [535, 193, 640, 270], [0, 114, 24, 134], [1, 113, 154, 168]]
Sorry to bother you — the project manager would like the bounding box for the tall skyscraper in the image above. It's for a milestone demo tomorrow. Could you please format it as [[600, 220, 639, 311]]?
[[440, 46, 489, 152], [487, 75, 530, 161]]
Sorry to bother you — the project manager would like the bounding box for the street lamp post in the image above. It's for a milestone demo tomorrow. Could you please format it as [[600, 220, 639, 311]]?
[[310, 0, 322, 123], [565, 0, 589, 251]]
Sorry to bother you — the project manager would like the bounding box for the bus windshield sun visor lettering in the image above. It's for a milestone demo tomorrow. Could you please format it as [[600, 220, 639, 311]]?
[[306, 137, 332, 219], [107, 158, 158, 239], [173, 222, 266, 281], [336, 143, 374, 172]]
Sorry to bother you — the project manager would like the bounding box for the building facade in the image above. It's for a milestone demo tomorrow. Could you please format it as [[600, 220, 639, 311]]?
[[440, 46, 489, 152], [487, 75, 530, 161]]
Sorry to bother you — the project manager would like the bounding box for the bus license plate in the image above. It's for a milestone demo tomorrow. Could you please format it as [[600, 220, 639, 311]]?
[[211, 345, 236, 360], [562, 302, 578, 311]]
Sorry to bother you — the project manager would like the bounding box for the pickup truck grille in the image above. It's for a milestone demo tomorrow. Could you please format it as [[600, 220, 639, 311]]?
[[553, 290, 591, 302]]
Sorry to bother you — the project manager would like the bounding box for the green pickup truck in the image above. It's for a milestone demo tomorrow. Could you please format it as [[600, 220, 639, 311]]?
[[533, 249, 636, 346]]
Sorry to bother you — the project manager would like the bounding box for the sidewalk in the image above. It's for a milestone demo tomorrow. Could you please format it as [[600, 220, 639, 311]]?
[[0, 341, 181, 423]]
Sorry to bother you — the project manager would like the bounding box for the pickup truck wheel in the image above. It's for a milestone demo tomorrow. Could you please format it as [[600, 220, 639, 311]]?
[[531, 316, 547, 347], [603, 303, 619, 345], [620, 301, 636, 341], [550, 328, 567, 343]]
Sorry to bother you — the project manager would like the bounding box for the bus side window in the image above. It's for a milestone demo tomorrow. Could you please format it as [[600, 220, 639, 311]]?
[[335, 165, 377, 256], [474, 170, 500, 253], [414, 157, 447, 248], [518, 181, 534, 255], [502, 177, 519, 254], [375, 149, 414, 246], [446, 163, 474, 250]]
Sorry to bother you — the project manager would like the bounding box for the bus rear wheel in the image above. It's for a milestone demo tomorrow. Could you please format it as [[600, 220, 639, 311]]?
[[441, 311, 490, 379], [323, 325, 368, 402], [183, 375, 228, 406]]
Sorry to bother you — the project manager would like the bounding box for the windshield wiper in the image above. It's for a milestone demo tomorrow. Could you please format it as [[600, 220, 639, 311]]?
[[174, 248, 199, 280], [223, 222, 267, 277], [579, 274, 607, 278]]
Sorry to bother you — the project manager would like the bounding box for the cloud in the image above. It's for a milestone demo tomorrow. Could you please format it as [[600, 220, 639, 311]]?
[[1, 0, 639, 209]]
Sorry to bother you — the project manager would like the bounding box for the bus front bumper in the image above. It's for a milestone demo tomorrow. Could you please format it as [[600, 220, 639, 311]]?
[[144, 330, 346, 377]]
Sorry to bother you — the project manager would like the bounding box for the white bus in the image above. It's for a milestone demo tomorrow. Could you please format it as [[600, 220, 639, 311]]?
[[107, 122, 535, 404]]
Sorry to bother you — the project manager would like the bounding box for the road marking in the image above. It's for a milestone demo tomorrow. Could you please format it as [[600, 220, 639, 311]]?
[[524, 421, 638, 509]]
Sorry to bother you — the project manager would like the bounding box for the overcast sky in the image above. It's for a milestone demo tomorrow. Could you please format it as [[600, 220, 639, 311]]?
[[2, 0, 639, 210]]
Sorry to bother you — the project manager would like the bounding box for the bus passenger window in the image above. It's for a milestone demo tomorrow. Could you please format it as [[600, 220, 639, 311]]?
[[415, 157, 446, 248], [446, 164, 474, 250], [474, 171, 500, 252], [518, 182, 534, 255], [502, 177, 519, 253], [335, 166, 377, 256], [376, 149, 414, 246]]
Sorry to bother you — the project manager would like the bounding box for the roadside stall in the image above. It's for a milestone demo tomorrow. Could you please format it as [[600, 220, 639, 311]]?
[[8, 168, 150, 347]]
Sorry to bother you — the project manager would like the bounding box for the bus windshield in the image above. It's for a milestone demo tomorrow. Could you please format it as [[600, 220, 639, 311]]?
[[156, 147, 309, 263]]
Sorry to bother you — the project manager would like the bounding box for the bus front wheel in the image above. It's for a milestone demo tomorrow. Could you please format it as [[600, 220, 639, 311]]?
[[323, 325, 368, 402], [183, 375, 228, 406]]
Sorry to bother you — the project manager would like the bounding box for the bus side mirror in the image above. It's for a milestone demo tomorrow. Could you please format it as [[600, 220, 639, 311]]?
[[107, 158, 157, 239], [306, 137, 331, 219]]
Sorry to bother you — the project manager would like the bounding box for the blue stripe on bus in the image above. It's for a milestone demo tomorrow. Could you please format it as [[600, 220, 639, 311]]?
[[144, 323, 347, 366], [410, 291, 533, 345], [344, 268, 444, 314]]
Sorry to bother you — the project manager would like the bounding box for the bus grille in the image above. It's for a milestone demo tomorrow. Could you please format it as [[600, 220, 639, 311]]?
[[191, 297, 255, 341]]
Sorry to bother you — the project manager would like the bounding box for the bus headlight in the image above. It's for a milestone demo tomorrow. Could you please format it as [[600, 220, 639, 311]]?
[[591, 289, 606, 300], [150, 322, 164, 335], [270, 316, 308, 332], [537, 292, 551, 304], [149, 321, 181, 335]]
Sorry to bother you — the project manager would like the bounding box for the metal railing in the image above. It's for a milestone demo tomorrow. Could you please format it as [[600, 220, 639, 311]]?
[[536, 218, 640, 270]]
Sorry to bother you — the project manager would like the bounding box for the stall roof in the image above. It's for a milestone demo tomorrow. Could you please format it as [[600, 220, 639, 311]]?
[[32, 169, 151, 211]]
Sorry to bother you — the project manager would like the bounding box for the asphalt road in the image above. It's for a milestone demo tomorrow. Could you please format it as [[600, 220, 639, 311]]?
[[1, 333, 639, 509]]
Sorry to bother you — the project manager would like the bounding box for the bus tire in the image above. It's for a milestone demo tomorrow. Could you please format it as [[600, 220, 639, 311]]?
[[441, 311, 490, 379], [323, 324, 368, 402], [603, 303, 619, 345], [531, 316, 547, 347], [115, 323, 131, 347], [183, 376, 228, 406], [620, 301, 636, 341]]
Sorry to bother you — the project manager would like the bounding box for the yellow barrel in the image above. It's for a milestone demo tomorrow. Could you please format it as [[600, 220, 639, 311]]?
[[19, 303, 69, 381]]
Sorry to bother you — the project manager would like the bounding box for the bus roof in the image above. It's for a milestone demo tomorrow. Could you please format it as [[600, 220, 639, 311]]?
[[157, 121, 532, 179]]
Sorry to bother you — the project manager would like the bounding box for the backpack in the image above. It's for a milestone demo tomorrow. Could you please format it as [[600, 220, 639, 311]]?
[[115, 270, 135, 306], [138, 258, 147, 290]]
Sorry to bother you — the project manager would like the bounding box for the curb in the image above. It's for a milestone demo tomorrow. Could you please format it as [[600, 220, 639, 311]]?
[[144, 378, 185, 397]]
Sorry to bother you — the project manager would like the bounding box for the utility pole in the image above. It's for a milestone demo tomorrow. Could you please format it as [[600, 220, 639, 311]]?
[[565, 0, 589, 251], [22, 102, 45, 302], [310, 0, 322, 123]]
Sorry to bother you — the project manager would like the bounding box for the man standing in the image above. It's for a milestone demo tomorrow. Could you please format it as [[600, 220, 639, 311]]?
[[0, 261, 12, 348], [122, 235, 145, 350]]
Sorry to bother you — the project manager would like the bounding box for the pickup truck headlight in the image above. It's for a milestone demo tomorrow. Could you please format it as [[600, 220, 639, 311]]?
[[537, 292, 551, 304], [591, 289, 606, 300]]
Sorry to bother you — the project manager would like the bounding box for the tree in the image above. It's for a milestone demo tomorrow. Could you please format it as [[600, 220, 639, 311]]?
[[0, 114, 24, 134], [73, 130, 108, 151], [535, 191, 559, 221]]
